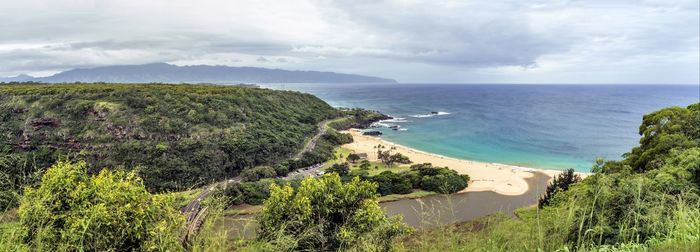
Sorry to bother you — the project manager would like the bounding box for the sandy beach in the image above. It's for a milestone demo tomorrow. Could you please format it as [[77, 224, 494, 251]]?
[[342, 129, 570, 196]]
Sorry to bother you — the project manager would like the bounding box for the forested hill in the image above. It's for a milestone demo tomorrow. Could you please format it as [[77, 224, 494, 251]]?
[[1, 63, 397, 83], [0, 84, 338, 191]]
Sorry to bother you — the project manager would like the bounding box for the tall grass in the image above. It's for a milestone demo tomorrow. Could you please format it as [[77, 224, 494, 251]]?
[[393, 189, 700, 252]]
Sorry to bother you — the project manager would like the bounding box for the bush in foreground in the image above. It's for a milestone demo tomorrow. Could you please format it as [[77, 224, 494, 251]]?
[[17, 161, 184, 251], [257, 174, 410, 251], [538, 168, 581, 208]]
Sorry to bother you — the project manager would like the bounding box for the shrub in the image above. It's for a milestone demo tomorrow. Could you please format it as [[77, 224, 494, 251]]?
[[538, 168, 581, 208], [419, 173, 469, 194], [257, 174, 410, 251], [327, 163, 350, 176], [17, 161, 184, 251]]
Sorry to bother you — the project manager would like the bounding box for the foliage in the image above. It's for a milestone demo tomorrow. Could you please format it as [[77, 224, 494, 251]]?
[[389, 153, 412, 165], [221, 179, 279, 206], [322, 128, 354, 145], [0, 135, 46, 210], [346, 153, 361, 163], [0, 83, 337, 192], [240, 166, 277, 182], [358, 163, 469, 196], [257, 174, 411, 251], [394, 202, 700, 252], [284, 130, 351, 172], [411, 163, 470, 194], [374, 145, 411, 168], [359, 160, 371, 170], [626, 103, 699, 172], [538, 168, 581, 208], [16, 161, 184, 251], [328, 108, 391, 130], [327, 162, 351, 176], [372, 171, 413, 195]]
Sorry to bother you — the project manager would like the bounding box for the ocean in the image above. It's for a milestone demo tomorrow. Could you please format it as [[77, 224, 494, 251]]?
[[260, 83, 699, 172]]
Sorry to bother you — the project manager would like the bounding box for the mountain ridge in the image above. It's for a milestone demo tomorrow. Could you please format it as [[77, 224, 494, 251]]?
[[1, 63, 397, 83]]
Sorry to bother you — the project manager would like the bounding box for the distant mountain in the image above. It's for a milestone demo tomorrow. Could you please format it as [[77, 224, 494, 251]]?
[[3, 63, 396, 83], [0, 74, 35, 82]]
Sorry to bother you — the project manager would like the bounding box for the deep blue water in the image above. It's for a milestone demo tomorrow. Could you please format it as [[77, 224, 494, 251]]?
[[261, 83, 699, 171]]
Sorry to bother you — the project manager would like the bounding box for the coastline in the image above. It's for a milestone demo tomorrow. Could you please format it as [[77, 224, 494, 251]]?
[[342, 129, 581, 196]]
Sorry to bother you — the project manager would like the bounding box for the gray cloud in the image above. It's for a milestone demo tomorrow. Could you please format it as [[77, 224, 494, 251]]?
[[0, 0, 697, 83]]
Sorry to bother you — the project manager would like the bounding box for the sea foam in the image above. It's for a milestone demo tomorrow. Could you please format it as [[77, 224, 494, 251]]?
[[410, 111, 451, 118]]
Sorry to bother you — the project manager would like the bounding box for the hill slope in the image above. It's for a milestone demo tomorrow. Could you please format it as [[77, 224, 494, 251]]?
[[0, 84, 338, 191], [4, 63, 397, 83]]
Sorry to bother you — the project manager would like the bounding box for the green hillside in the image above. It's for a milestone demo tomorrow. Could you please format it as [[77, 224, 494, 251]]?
[[0, 83, 338, 194]]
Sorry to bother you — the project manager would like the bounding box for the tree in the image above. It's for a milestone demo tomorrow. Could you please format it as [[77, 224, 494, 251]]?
[[538, 168, 581, 208], [359, 160, 371, 170], [389, 153, 411, 165], [420, 174, 469, 194], [626, 104, 699, 172], [240, 166, 277, 182], [257, 174, 410, 251], [18, 161, 184, 251], [409, 163, 469, 194], [327, 163, 350, 177], [371, 171, 413, 195], [346, 153, 361, 163]]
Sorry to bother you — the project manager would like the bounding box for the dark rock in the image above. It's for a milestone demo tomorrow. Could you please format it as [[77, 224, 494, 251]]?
[[30, 118, 61, 129], [362, 131, 383, 136]]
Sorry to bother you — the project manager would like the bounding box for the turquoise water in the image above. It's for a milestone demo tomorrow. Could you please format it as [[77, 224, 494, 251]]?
[[261, 83, 699, 172]]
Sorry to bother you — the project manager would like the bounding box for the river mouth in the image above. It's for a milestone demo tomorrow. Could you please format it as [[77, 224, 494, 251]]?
[[219, 171, 550, 238], [381, 171, 550, 229]]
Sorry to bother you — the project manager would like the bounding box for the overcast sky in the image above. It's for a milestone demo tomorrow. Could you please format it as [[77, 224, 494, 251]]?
[[0, 0, 698, 84]]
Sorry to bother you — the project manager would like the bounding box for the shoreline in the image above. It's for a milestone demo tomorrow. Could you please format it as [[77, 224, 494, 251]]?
[[342, 129, 584, 196]]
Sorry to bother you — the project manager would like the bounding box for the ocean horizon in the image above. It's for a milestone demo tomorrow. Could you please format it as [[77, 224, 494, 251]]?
[[260, 83, 700, 172]]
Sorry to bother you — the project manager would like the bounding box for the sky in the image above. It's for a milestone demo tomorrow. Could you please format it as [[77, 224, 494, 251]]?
[[0, 0, 698, 84]]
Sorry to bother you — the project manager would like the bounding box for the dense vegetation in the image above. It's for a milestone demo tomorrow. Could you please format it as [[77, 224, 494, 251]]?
[[219, 127, 355, 206], [221, 162, 469, 207], [0, 83, 337, 202], [397, 103, 700, 251], [7, 161, 184, 251], [361, 163, 470, 195], [328, 108, 391, 130], [256, 174, 410, 251]]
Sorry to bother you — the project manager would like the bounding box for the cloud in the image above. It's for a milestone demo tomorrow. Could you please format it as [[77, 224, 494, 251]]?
[[0, 0, 697, 83], [256, 56, 270, 63]]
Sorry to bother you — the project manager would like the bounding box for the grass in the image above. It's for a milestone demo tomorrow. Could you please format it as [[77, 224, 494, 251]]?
[[0, 209, 17, 224], [322, 146, 353, 167], [224, 205, 263, 216], [378, 190, 436, 202], [324, 146, 412, 175], [391, 192, 700, 252]]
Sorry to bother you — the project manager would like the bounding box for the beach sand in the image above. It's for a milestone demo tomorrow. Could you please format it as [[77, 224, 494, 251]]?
[[342, 129, 572, 196]]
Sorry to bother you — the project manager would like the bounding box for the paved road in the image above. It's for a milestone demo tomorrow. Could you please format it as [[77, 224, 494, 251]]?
[[181, 164, 324, 226], [294, 119, 334, 159], [181, 118, 339, 238]]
